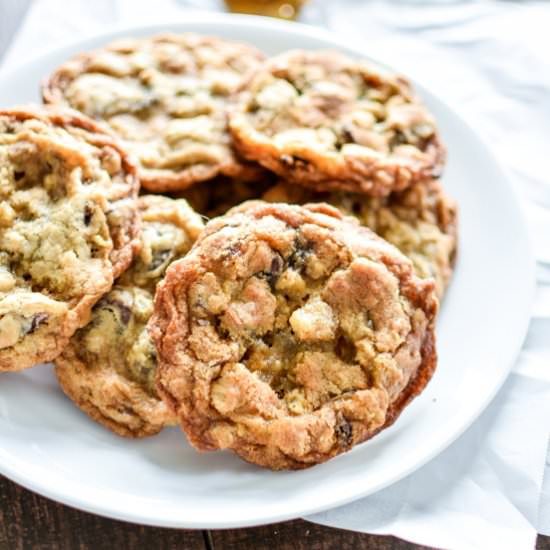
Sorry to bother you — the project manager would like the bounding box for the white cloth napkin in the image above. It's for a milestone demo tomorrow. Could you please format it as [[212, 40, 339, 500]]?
[[2, 1, 549, 548], [303, 5, 550, 548]]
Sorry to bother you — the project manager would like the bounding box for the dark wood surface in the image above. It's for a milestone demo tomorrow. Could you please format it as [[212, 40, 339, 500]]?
[[1, 476, 548, 550]]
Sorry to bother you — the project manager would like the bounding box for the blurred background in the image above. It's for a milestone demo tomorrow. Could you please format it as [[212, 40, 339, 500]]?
[[0, 0, 30, 61]]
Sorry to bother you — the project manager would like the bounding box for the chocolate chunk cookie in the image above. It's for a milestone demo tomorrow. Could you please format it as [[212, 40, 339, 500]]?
[[43, 33, 266, 192], [149, 201, 438, 469], [229, 50, 445, 196], [263, 179, 457, 298], [55, 195, 204, 437], [0, 106, 140, 372]]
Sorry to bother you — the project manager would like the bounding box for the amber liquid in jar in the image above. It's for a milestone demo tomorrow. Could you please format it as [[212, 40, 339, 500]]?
[[224, 0, 306, 20]]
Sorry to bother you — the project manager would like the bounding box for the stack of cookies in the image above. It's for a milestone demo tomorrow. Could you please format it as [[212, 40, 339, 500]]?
[[0, 33, 457, 470]]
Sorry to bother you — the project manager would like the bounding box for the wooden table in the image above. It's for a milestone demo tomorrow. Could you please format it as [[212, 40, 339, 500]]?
[[1, 476, 548, 549]]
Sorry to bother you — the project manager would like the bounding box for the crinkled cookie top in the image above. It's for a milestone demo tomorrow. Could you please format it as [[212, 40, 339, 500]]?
[[149, 201, 438, 469], [0, 106, 139, 371], [229, 49, 445, 196], [43, 33, 267, 191]]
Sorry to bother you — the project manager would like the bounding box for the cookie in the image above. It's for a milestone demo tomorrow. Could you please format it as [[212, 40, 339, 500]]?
[[55, 195, 204, 437], [149, 201, 438, 469], [229, 50, 445, 196], [263, 179, 457, 298], [119, 195, 205, 291], [0, 106, 140, 372], [43, 33, 267, 192]]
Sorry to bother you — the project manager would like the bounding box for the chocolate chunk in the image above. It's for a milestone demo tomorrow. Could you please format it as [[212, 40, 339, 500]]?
[[287, 238, 312, 271], [340, 124, 355, 145], [335, 413, 353, 449], [271, 255, 283, 275], [24, 313, 49, 335], [114, 303, 132, 326], [118, 405, 136, 416], [263, 254, 284, 289], [389, 130, 408, 149], [149, 249, 172, 271], [83, 204, 93, 226], [335, 335, 356, 363], [100, 297, 132, 326]]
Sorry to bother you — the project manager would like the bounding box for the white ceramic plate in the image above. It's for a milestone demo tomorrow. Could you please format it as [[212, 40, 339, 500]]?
[[0, 14, 534, 529]]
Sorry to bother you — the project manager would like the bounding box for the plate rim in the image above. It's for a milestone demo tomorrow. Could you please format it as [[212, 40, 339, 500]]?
[[0, 12, 536, 529]]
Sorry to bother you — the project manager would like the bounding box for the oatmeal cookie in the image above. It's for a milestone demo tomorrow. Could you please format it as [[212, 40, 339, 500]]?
[[149, 201, 438, 469], [43, 33, 267, 192], [229, 50, 445, 196], [55, 195, 204, 437], [0, 106, 140, 372], [263, 179, 457, 298]]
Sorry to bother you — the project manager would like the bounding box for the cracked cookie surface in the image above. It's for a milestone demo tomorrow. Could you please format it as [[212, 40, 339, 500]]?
[[229, 50, 445, 196], [263, 179, 457, 298], [149, 201, 438, 469], [43, 33, 266, 192], [0, 106, 140, 372], [55, 195, 204, 437]]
